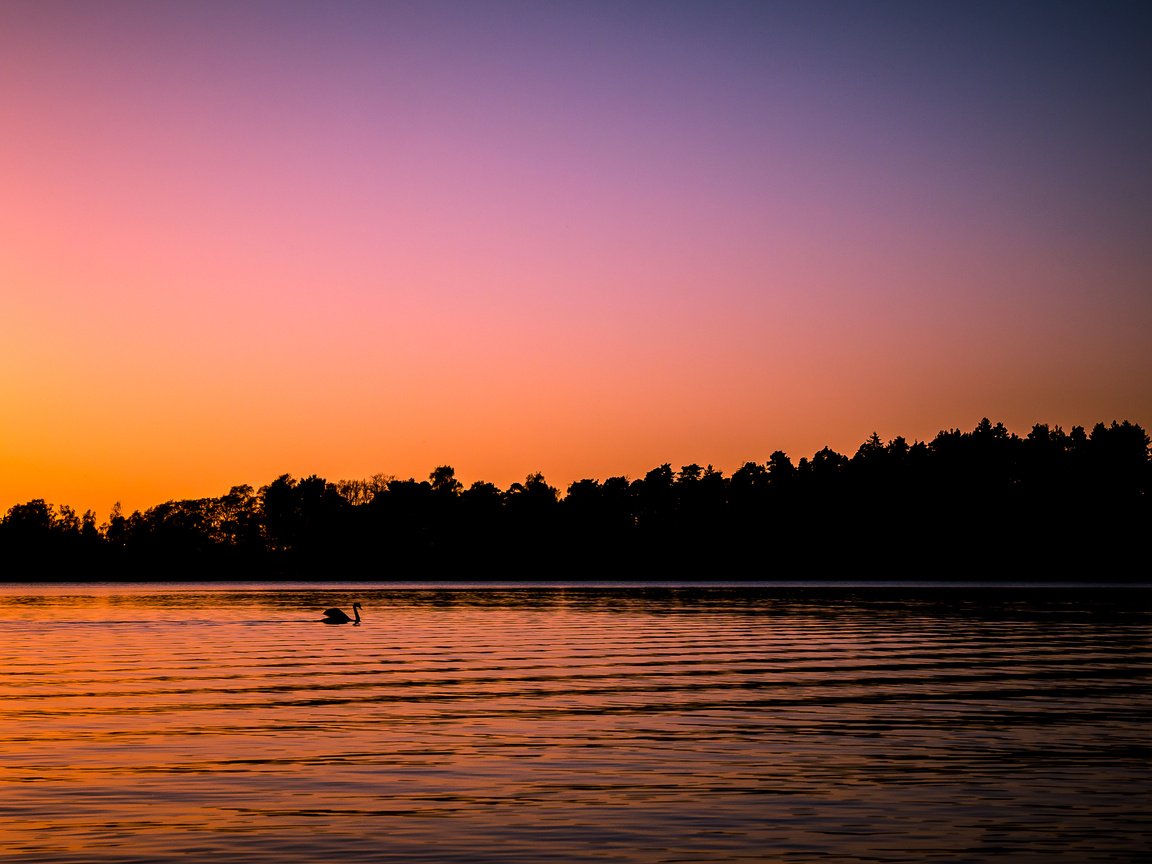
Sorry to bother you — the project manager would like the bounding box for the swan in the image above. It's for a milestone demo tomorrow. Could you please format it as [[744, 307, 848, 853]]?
[[322, 602, 362, 625]]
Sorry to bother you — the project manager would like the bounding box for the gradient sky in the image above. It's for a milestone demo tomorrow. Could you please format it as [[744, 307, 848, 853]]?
[[3, 0, 1151, 517]]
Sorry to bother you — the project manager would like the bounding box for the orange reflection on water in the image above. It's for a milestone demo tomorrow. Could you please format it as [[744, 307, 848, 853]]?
[[0, 583, 1149, 863]]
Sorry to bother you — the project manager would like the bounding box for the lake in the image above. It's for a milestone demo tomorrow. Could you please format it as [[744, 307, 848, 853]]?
[[1, 582, 1148, 863]]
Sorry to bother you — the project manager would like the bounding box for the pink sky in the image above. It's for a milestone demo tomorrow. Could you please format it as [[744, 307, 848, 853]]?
[[2, 1, 1150, 517]]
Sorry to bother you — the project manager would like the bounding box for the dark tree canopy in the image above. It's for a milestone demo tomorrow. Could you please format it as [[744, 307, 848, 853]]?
[[2, 419, 1147, 582]]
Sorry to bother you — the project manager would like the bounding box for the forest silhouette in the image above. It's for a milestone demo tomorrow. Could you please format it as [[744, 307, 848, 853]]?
[[3, 419, 1148, 581]]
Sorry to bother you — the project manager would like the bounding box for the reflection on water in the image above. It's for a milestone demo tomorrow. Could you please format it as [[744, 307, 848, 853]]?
[[0, 582, 1148, 863]]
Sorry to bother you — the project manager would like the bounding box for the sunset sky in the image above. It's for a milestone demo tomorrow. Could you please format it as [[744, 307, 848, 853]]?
[[2, 0, 1150, 518]]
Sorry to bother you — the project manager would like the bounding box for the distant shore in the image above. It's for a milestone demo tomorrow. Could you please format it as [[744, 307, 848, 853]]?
[[3, 419, 1147, 583]]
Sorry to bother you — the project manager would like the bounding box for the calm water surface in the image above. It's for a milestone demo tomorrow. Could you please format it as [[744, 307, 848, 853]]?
[[0, 582, 1148, 863]]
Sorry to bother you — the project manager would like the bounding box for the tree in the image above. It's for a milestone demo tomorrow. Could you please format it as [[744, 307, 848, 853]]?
[[3, 499, 56, 536], [429, 465, 463, 496], [259, 474, 349, 569], [767, 450, 796, 485], [677, 464, 703, 484]]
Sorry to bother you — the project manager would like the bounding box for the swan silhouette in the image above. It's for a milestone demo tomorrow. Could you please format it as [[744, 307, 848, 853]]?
[[322, 603, 362, 625]]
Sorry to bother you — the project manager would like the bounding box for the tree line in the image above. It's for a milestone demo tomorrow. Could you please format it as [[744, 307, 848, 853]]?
[[2, 419, 1148, 581]]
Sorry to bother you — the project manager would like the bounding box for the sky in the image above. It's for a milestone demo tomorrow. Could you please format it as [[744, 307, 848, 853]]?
[[2, 0, 1150, 517]]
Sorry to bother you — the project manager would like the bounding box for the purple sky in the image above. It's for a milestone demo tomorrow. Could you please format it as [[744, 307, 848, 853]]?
[[2, 0, 1150, 514]]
